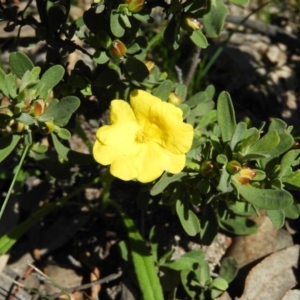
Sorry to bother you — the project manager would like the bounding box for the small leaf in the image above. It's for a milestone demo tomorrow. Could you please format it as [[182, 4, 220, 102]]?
[[210, 277, 228, 291], [93, 50, 110, 64], [219, 257, 238, 283], [123, 57, 149, 82], [248, 130, 280, 154], [280, 150, 300, 178], [0, 134, 21, 163], [189, 29, 209, 48], [203, 0, 228, 38], [163, 256, 199, 271], [37, 65, 65, 99], [267, 209, 285, 228], [150, 172, 186, 196], [282, 170, 300, 191], [230, 122, 247, 150], [233, 180, 293, 209], [0, 68, 8, 95], [176, 199, 200, 236], [9, 52, 34, 78], [110, 10, 125, 37], [57, 128, 71, 140], [152, 80, 173, 101], [217, 91, 236, 143], [5, 73, 17, 98], [38, 96, 80, 126]]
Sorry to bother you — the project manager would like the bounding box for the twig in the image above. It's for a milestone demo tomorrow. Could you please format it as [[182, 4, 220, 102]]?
[[184, 47, 201, 88], [225, 15, 298, 48], [49, 270, 123, 299]]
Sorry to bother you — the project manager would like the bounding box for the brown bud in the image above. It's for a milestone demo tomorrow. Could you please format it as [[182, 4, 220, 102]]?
[[237, 167, 256, 184], [181, 16, 201, 31], [226, 160, 241, 175], [125, 0, 145, 13], [109, 40, 127, 58], [32, 99, 46, 117], [168, 93, 182, 105]]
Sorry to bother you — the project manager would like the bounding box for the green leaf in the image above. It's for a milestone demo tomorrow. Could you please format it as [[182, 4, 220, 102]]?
[[186, 91, 209, 107], [230, 122, 247, 150], [267, 209, 285, 228], [233, 180, 293, 209], [210, 277, 228, 291], [110, 10, 125, 37], [37, 65, 65, 99], [123, 57, 149, 82], [248, 130, 280, 155], [0, 68, 8, 95], [176, 199, 200, 236], [189, 29, 209, 48], [19, 70, 38, 92], [0, 134, 21, 163], [283, 203, 300, 219], [16, 113, 36, 125], [282, 170, 300, 191], [219, 257, 238, 284], [280, 150, 300, 178], [9, 52, 34, 78], [93, 68, 119, 87], [38, 96, 80, 126], [5, 73, 17, 98], [178, 104, 190, 119], [203, 0, 228, 38], [113, 202, 164, 300], [152, 80, 173, 101], [218, 216, 257, 235], [93, 50, 110, 65], [150, 172, 186, 196], [163, 256, 200, 271], [57, 128, 71, 140], [217, 91, 236, 143]]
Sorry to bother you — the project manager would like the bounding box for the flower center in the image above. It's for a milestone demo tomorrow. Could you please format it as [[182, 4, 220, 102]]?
[[135, 129, 149, 143]]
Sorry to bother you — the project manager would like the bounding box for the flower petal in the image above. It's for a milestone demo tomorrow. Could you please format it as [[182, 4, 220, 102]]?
[[110, 100, 137, 124], [135, 142, 186, 183], [148, 100, 194, 154], [130, 89, 160, 127], [110, 143, 145, 181], [93, 122, 140, 165]]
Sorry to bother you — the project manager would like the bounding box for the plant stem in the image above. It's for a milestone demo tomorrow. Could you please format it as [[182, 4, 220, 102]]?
[[0, 144, 30, 222]]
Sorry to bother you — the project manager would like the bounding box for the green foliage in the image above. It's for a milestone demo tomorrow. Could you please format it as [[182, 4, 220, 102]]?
[[0, 0, 299, 299]]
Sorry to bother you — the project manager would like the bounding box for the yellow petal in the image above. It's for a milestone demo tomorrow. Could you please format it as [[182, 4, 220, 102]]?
[[136, 142, 186, 183], [93, 122, 140, 165], [130, 89, 160, 127], [110, 100, 137, 124], [110, 143, 146, 181], [148, 101, 194, 154]]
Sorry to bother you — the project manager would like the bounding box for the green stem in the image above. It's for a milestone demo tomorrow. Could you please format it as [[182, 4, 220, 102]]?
[[0, 144, 30, 222]]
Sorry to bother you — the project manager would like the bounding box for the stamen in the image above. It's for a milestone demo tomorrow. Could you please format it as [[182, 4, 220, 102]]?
[[135, 129, 148, 143]]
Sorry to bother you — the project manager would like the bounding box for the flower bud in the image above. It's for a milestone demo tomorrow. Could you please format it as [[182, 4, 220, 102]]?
[[200, 160, 216, 178], [168, 93, 182, 105], [144, 61, 155, 73], [226, 160, 241, 175], [32, 99, 46, 117], [40, 121, 55, 134], [12, 121, 26, 132], [181, 16, 201, 32], [125, 0, 144, 13], [237, 167, 256, 184], [109, 40, 127, 58]]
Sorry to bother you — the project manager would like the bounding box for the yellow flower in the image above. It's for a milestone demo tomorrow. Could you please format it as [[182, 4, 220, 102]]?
[[93, 90, 194, 183]]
